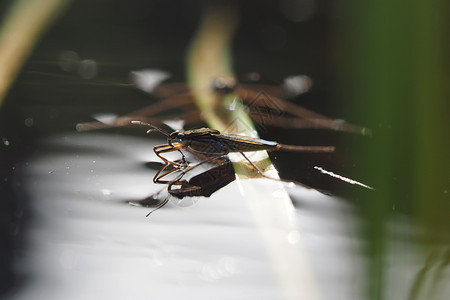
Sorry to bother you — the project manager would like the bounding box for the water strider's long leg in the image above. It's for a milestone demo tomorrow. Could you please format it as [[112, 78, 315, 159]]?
[[149, 153, 230, 216], [76, 92, 198, 131], [155, 152, 229, 186], [165, 153, 230, 192], [238, 151, 313, 190], [77, 79, 368, 134], [153, 139, 228, 185], [153, 143, 186, 167], [235, 87, 370, 135], [153, 163, 184, 184], [238, 151, 273, 179], [152, 143, 189, 185], [258, 115, 335, 130]]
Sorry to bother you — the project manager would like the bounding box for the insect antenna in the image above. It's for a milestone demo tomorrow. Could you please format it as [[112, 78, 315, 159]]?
[[131, 120, 171, 137]]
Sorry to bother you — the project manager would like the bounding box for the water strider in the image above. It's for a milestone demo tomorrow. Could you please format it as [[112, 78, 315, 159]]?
[[73, 73, 371, 214], [129, 120, 336, 215], [132, 120, 333, 176]]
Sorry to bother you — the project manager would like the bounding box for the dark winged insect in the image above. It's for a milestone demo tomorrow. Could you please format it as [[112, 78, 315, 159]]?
[[74, 73, 372, 214], [130, 120, 335, 215], [132, 120, 334, 184]]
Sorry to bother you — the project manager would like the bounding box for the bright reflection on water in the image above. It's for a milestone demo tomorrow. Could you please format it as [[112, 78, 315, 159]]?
[[8, 132, 448, 300]]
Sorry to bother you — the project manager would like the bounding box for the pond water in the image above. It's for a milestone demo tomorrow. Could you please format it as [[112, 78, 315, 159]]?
[[4, 132, 445, 300], [9, 132, 359, 300]]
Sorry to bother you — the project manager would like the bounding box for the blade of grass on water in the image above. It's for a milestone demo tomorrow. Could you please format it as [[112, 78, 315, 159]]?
[[186, 3, 321, 300]]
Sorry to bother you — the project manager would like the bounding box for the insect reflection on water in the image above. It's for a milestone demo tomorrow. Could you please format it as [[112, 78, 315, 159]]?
[[129, 156, 236, 216]]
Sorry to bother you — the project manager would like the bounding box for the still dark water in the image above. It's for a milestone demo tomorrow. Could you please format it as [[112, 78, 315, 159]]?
[[1, 1, 447, 299]]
